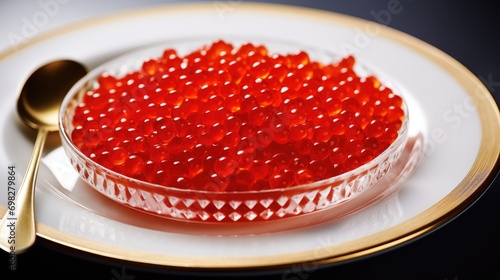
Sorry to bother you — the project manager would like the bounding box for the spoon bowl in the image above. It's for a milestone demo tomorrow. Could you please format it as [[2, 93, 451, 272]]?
[[0, 60, 87, 253], [18, 60, 87, 131]]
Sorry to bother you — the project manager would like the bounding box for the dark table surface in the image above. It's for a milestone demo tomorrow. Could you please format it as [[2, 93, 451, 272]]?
[[2, 1, 500, 279]]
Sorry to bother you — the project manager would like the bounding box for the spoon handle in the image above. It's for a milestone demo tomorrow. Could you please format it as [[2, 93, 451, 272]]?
[[0, 128, 48, 254]]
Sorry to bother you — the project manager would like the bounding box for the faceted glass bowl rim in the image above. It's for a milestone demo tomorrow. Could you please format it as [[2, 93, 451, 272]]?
[[58, 36, 409, 197]]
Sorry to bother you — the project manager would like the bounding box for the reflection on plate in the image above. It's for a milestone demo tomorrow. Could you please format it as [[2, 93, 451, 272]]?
[[42, 130, 422, 235], [0, 2, 498, 269]]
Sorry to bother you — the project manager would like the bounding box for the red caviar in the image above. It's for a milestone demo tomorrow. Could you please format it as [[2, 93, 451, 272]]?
[[71, 40, 405, 192]]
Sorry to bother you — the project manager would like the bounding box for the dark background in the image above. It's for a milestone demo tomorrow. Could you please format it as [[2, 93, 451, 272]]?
[[2, 1, 500, 279]]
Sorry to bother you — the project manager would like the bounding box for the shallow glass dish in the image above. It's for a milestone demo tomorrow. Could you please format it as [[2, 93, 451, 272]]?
[[59, 38, 409, 225]]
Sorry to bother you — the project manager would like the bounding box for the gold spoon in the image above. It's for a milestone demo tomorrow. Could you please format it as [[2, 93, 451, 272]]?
[[0, 60, 87, 254]]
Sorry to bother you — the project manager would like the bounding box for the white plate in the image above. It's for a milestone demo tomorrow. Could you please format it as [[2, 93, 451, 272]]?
[[0, 2, 499, 269]]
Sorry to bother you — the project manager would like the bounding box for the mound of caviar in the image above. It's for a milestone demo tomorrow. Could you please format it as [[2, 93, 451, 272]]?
[[70, 40, 405, 192]]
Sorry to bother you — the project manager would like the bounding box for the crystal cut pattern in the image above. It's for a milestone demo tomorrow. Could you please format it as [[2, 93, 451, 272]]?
[[61, 127, 406, 222]]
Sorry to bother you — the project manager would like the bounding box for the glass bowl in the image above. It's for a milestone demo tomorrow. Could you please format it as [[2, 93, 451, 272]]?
[[59, 37, 409, 225]]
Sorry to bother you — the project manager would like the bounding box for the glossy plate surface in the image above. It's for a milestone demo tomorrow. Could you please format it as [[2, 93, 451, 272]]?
[[0, 2, 498, 269]]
